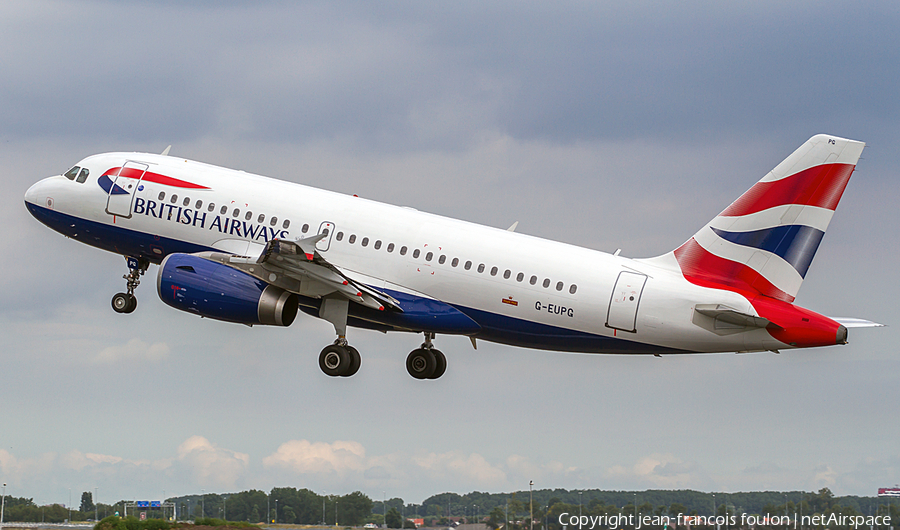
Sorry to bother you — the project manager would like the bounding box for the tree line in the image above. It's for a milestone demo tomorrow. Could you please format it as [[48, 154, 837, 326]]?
[[1, 487, 897, 529]]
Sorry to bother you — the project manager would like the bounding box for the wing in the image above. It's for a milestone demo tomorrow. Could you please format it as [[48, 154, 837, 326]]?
[[200, 236, 402, 312]]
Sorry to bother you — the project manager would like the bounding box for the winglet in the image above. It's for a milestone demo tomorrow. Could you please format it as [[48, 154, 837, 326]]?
[[507, 221, 518, 232], [161, 145, 172, 156]]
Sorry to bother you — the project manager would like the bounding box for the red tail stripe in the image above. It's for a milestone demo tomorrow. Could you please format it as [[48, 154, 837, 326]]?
[[719, 163, 854, 217], [104, 167, 210, 190], [674, 238, 795, 303]]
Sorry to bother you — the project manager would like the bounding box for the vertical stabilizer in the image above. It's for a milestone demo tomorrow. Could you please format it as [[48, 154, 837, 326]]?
[[661, 134, 864, 302]]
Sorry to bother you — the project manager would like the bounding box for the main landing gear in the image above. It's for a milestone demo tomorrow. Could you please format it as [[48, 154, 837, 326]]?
[[318, 339, 361, 377], [112, 256, 148, 314], [315, 296, 448, 379], [406, 332, 446, 380]]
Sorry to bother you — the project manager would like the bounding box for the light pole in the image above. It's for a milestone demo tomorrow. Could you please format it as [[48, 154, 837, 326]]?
[[95, 488, 98, 522], [529, 481, 534, 530], [275, 499, 278, 524], [335, 500, 338, 527], [384, 492, 387, 529], [2, 483, 7, 529]]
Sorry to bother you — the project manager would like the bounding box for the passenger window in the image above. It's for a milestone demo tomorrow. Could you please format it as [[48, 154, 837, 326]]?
[[270, 216, 278, 226], [220, 205, 228, 214], [451, 258, 459, 267], [491, 266, 498, 276], [374, 240, 382, 250], [361, 237, 369, 247], [556, 281, 564, 291], [244, 211, 251, 221], [207, 202, 214, 212], [400, 246, 408, 256], [335, 232, 344, 241], [173, 194, 181, 204], [477, 263, 485, 273], [195, 200, 203, 209], [349, 235, 357, 244], [464, 260, 472, 270], [258, 214, 265, 223], [425, 252, 432, 261], [387, 243, 395, 253], [543, 278, 551, 288], [530, 275, 537, 285], [233, 208, 240, 218], [159, 192, 166, 201], [503, 269, 511, 279], [76, 168, 89, 183], [516, 272, 524, 282], [569, 284, 578, 294], [183, 197, 190, 207], [65, 166, 80, 180], [439, 255, 446, 264], [413, 249, 420, 258]]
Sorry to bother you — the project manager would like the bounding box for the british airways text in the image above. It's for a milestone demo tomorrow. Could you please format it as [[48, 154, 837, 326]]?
[[133, 198, 289, 242]]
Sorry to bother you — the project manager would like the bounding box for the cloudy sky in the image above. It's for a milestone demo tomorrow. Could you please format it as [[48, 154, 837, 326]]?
[[1, 0, 898, 508]]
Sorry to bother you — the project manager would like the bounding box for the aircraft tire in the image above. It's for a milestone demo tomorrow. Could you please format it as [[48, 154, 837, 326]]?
[[429, 349, 446, 379], [406, 348, 436, 379], [319, 345, 351, 377], [124, 294, 137, 313], [112, 292, 131, 313], [343, 346, 361, 377]]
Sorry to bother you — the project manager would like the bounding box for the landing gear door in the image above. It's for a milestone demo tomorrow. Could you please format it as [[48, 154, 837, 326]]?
[[105, 161, 149, 218], [606, 271, 647, 333], [316, 221, 335, 252]]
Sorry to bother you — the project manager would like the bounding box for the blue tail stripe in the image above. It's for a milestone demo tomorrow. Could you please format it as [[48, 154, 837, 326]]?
[[711, 225, 824, 278]]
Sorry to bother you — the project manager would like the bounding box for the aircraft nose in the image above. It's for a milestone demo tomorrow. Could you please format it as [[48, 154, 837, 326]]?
[[24, 177, 57, 210]]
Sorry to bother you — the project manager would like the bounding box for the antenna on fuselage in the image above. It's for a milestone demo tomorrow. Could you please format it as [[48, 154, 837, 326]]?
[[507, 221, 519, 232], [160, 145, 172, 156]]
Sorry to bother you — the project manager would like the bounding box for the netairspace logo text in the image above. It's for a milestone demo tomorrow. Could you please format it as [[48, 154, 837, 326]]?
[[558, 513, 892, 530]]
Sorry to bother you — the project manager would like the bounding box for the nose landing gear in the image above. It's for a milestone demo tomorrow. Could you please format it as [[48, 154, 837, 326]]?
[[112, 256, 148, 314]]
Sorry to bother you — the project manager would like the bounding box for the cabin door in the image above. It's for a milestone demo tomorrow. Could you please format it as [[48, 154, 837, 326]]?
[[606, 271, 647, 333]]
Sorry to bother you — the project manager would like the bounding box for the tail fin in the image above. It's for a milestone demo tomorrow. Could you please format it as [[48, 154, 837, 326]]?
[[662, 134, 865, 302]]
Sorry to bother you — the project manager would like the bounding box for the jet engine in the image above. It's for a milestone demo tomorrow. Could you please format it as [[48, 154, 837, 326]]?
[[157, 253, 299, 326]]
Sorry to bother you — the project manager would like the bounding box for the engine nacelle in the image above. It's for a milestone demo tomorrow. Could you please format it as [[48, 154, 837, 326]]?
[[157, 253, 299, 326]]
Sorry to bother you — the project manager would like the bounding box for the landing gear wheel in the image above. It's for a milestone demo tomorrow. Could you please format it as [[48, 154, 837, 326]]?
[[124, 294, 137, 313], [111, 292, 135, 314], [343, 346, 361, 377], [406, 348, 437, 379], [319, 344, 351, 377], [430, 349, 446, 379]]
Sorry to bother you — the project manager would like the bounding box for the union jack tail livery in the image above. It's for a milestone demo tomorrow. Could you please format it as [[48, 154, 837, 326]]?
[[670, 134, 865, 303]]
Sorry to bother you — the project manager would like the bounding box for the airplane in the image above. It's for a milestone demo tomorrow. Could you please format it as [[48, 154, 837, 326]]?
[[24, 134, 882, 379]]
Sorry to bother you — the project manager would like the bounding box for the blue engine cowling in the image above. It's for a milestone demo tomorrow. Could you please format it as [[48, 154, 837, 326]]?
[[157, 253, 299, 326]]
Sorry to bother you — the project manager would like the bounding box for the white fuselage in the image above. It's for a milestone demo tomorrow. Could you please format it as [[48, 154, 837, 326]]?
[[24, 152, 795, 354]]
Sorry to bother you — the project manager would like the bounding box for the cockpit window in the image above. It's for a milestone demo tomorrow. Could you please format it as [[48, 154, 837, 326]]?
[[64, 166, 80, 180], [76, 168, 89, 183]]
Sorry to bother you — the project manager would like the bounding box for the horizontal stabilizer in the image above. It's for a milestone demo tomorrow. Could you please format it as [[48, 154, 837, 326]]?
[[694, 304, 774, 329], [831, 317, 885, 328]]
